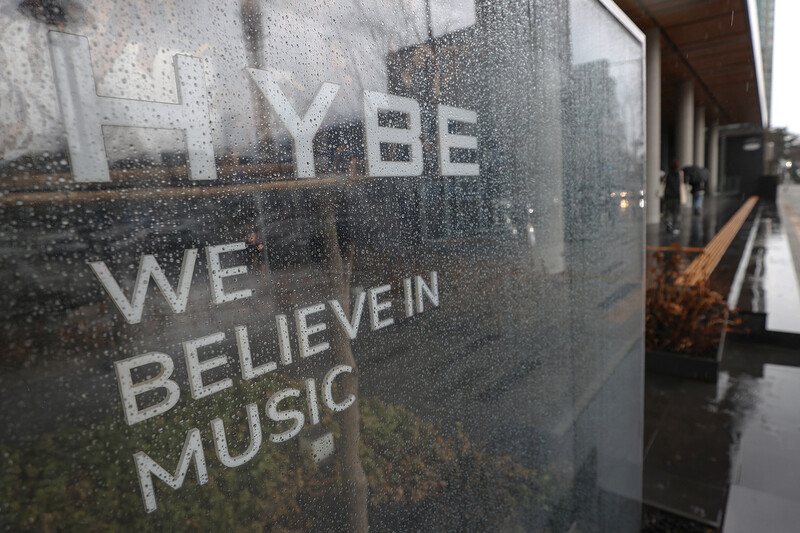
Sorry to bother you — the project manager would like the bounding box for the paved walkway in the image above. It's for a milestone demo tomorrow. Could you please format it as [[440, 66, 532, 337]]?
[[722, 185, 800, 533], [729, 186, 800, 335], [644, 186, 800, 531], [646, 194, 743, 250]]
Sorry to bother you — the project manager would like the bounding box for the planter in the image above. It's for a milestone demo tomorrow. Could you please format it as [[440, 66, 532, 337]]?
[[645, 326, 727, 383]]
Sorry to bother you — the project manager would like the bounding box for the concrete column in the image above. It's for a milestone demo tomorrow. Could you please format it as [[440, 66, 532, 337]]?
[[694, 106, 706, 167], [708, 119, 720, 194], [646, 28, 661, 225], [675, 80, 694, 169]]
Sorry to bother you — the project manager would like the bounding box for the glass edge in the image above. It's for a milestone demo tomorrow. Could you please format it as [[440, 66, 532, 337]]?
[[594, 0, 645, 44]]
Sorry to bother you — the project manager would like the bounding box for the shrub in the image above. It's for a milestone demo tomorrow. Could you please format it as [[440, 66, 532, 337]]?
[[646, 244, 739, 357]]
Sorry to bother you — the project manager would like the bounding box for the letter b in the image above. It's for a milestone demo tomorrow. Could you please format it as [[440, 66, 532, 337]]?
[[115, 352, 181, 425]]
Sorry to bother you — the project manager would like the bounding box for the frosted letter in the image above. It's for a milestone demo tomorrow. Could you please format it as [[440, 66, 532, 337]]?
[[183, 332, 233, 400], [266, 388, 305, 443], [323, 365, 355, 413], [328, 291, 366, 340], [247, 69, 339, 178], [115, 352, 181, 425], [364, 91, 423, 177], [235, 325, 276, 380], [206, 242, 252, 304], [438, 104, 479, 176], [49, 32, 215, 183], [134, 428, 208, 513], [211, 403, 263, 467], [294, 303, 329, 358], [415, 272, 439, 313], [368, 284, 394, 331]]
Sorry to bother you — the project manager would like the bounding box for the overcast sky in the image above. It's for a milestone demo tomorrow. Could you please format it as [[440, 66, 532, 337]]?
[[770, 0, 800, 133]]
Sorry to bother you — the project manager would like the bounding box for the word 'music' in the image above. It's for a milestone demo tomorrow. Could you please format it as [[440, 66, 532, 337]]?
[[48, 31, 479, 184]]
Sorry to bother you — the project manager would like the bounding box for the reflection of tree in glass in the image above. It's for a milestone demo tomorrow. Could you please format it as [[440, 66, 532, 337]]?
[[238, 2, 369, 530], [317, 185, 370, 532]]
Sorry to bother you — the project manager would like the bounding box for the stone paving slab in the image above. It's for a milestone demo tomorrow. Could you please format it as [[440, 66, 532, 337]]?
[[723, 485, 799, 533]]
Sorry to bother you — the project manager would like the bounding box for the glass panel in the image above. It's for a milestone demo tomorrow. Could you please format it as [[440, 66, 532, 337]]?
[[0, 0, 644, 530]]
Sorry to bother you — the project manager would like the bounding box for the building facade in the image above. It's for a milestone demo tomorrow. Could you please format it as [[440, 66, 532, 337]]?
[[616, 0, 774, 222]]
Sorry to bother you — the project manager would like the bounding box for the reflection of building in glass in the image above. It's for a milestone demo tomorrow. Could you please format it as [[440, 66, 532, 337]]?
[[386, 30, 493, 242], [1, 1, 648, 531], [382, 1, 642, 264], [563, 59, 629, 242], [384, 2, 576, 251]]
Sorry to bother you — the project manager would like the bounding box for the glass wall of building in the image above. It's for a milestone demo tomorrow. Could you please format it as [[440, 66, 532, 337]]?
[[0, 0, 645, 530]]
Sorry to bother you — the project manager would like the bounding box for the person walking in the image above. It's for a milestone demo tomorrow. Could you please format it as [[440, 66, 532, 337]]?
[[683, 165, 708, 215], [663, 159, 683, 234]]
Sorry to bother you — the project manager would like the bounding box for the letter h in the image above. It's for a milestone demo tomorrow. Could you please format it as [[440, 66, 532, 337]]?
[[48, 31, 216, 183]]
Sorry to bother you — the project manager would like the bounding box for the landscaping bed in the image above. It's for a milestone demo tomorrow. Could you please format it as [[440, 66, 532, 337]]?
[[646, 245, 738, 383]]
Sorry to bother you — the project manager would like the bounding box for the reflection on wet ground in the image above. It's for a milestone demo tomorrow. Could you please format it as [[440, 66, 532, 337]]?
[[644, 187, 800, 531], [646, 195, 742, 249], [644, 340, 800, 530], [725, 362, 800, 533], [732, 188, 800, 335]]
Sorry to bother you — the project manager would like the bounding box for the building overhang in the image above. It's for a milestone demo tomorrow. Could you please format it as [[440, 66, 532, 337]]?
[[615, 0, 766, 128]]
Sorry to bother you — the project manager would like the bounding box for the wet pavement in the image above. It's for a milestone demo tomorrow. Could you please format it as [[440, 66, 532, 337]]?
[[646, 195, 743, 249], [644, 339, 800, 530], [724, 362, 800, 533], [732, 189, 800, 335], [644, 187, 800, 531]]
